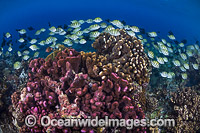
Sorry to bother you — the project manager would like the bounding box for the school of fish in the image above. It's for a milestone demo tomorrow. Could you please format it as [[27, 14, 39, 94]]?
[[0, 17, 199, 81]]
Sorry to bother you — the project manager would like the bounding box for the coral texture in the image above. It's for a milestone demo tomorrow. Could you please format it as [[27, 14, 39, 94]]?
[[169, 87, 200, 132], [10, 31, 151, 132], [91, 29, 151, 86]]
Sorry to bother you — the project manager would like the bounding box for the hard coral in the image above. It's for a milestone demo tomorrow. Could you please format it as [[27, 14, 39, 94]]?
[[168, 87, 200, 132], [91, 29, 151, 86], [11, 32, 150, 132], [81, 30, 151, 113]]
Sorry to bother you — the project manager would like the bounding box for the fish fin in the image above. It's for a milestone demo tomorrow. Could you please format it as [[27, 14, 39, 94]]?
[[168, 30, 174, 35], [48, 22, 51, 27], [105, 19, 110, 22], [3, 33, 6, 37], [58, 25, 62, 28], [28, 26, 34, 31], [181, 39, 187, 44], [174, 40, 179, 45], [140, 28, 146, 34], [63, 24, 68, 29], [121, 20, 126, 25]]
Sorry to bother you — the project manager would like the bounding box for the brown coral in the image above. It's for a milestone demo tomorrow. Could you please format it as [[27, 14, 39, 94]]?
[[80, 30, 151, 114], [82, 29, 151, 88], [169, 87, 200, 132]]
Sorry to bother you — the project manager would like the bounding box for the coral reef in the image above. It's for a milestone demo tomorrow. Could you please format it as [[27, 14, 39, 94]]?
[[81, 30, 151, 113], [91, 29, 151, 86], [167, 87, 200, 132], [145, 94, 158, 113], [45, 44, 68, 61], [1, 18, 200, 133], [0, 85, 7, 112], [10, 43, 149, 132], [0, 58, 29, 133]]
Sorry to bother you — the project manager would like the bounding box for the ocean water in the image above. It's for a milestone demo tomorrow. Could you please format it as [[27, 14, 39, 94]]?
[[0, 0, 200, 42], [0, 0, 200, 132]]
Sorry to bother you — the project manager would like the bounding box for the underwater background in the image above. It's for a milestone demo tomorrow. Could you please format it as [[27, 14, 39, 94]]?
[[0, 0, 200, 132], [1, 0, 200, 42]]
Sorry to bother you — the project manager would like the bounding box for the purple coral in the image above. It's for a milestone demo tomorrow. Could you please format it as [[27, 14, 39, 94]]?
[[11, 46, 146, 132]]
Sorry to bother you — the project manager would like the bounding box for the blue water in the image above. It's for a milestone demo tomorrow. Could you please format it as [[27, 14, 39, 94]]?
[[0, 0, 200, 47], [0, 1, 200, 132]]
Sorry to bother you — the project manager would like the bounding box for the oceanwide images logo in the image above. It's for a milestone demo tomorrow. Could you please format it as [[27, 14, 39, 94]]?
[[25, 115, 175, 129]]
